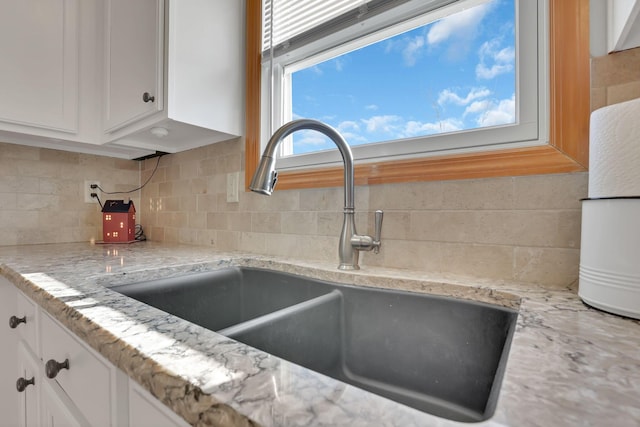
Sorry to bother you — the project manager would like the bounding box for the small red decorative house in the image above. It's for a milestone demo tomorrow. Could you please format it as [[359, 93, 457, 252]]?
[[102, 200, 136, 243]]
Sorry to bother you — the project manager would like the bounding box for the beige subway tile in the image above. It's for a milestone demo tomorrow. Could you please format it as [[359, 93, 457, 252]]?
[[180, 195, 197, 212], [374, 211, 410, 240], [281, 211, 317, 235], [513, 173, 587, 210], [374, 239, 441, 271], [474, 210, 559, 247], [16, 194, 58, 210], [113, 158, 139, 171], [197, 194, 218, 212], [207, 212, 228, 230], [410, 211, 477, 242], [0, 176, 38, 193], [40, 148, 80, 165], [41, 178, 80, 197], [0, 211, 38, 228], [369, 181, 443, 210], [163, 227, 180, 243], [0, 142, 40, 160], [297, 235, 338, 263], [228, 212, 252, 232], [251, 212, 281, 233], [591, 46, 640, 87], [158, 182, 173, 197], [162, 197, 180, 212], [239, 232, 267, 254], [317, 211, 343, 236], [440, 243, 514, 281], [149, 226, 165, 241], [188, 212, 207, 229], [189, 178, 208, 194], [300, 188, 343, 211], [607, 81, 640, 105], [514, 247, 580, 288], [0, 229, 18, 246], [556, 210, 582, 249], [40, 211, 79, 228], [441, 177, 514, 210], [214, 230, 240, 251], [264, 233, 299, 258]]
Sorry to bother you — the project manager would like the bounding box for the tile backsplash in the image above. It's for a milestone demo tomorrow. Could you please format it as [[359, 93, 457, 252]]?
[[0, 143, 140, 246], [139, 141, 587, 288], [2, 46, 639, 289]]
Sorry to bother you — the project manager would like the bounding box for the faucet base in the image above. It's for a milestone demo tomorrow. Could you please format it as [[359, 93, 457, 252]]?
[[338, 264, 360, 271]]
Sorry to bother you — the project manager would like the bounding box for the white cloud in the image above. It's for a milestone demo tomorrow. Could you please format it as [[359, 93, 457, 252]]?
[[294, 129, 331, 147], [361, 115, 403, 134], [365, 104, 378, 111], [438, 87, 491, 106], [476, 39, 515, 79], [427, 4, 491, 46], [403, 118, 463, 136], [338, 120, 360, 132], [402, 35, 426, 66], [475, 95, 515, 127]]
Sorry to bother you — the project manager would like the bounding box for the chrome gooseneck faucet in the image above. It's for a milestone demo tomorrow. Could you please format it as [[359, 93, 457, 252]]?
[[250, 119, 383, 270]]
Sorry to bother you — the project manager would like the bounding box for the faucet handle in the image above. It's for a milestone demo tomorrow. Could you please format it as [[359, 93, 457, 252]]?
[[373, 210, 383, 253]]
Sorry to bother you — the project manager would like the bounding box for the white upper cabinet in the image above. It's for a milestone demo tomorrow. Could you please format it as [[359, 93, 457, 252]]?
[[103, 0, 245, 155], [0, 0, 244, 159], [608, 0, 640, 52], [0, 0, 79, 133], [104, 0, 164, 133]]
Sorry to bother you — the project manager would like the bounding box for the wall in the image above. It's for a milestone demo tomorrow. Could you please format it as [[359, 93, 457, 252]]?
[[0, 142, 140, 246], [3, 47, 638, 287]]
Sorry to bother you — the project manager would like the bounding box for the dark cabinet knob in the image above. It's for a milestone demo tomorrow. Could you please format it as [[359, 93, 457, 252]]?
[[45, 358, 69, 379], [16, 377, 34, 392], [142, 92, 155, 103], [9, 315, 26, 329]]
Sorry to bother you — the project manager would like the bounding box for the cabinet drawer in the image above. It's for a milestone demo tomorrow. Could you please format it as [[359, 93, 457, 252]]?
[[40, 311, 115, 427], [15, 291, 38, 353]]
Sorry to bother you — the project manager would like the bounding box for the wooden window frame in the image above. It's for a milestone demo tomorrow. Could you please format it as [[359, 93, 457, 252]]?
[[244, 0, 589, 190]]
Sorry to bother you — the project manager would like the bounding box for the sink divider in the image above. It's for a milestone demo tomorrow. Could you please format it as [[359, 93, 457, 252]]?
[[217, 290, 343, 337]]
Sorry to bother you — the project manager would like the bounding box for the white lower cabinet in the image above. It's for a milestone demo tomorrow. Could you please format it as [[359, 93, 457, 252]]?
[[129, 380, 190, 427], [1, 276, 190, 426]]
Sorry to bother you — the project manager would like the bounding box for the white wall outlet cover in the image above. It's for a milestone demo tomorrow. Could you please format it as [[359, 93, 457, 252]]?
[[84, 180, 101, 203]]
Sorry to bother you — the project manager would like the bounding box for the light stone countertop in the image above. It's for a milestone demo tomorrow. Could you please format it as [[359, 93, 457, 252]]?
[[0, 241, 638, 426]]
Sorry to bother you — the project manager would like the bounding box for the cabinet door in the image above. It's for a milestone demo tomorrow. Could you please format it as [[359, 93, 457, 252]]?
[[104, 0, 164, 132], [129, 380, 190, 427], [0, 0, 79, 132], [17, 342, 40, 427], [41, 380, 88, 427], [0, 278, 21, 427]]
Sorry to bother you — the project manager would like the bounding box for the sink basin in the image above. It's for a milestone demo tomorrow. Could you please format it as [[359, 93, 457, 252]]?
[[111, 267, 517, 422]]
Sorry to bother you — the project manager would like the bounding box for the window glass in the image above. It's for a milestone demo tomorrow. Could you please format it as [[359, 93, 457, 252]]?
[[262, 0, 546, 169], [287, 0, 515, 155]]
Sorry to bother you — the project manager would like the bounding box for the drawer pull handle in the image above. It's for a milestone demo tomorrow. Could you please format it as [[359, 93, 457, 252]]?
[[16, 377, 35, 392], [142, 92, 155, 103], [9, 316, 26, 329], [45, 358, 69, 379]]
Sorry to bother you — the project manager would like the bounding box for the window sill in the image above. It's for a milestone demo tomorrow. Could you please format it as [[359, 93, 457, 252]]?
[[244, 0, 589, 190]]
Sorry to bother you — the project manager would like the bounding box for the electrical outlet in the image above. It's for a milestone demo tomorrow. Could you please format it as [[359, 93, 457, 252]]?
[[84, 180, 100, 203], [226, 172, 239, 203]]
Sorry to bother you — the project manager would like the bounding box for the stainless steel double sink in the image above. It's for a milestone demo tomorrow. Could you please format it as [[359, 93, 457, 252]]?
[[111, 267, 517, 422]]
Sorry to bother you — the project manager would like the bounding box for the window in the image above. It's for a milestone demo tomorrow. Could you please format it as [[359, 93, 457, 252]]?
[[261, 0, 546, 171], [245, 0, 589, 190]]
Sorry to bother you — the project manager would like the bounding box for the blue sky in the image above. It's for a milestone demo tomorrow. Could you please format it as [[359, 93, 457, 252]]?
[[289, 0, 515, 154]]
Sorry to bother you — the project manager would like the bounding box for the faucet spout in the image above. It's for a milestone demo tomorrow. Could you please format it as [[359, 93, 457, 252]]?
[[250, 119, 381, 270]]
